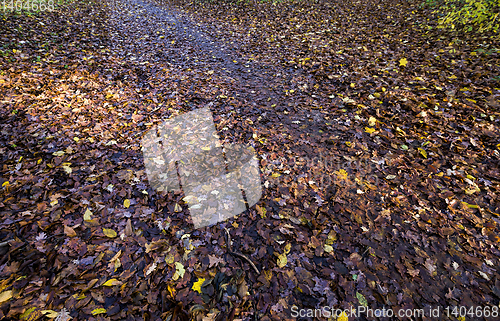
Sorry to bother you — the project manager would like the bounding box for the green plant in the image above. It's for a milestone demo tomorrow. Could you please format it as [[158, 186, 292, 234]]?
[[426, 0, 500, 32]]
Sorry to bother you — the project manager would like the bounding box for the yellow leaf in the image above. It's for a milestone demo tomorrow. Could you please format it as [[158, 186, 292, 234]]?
[[201, 146, 211, 151], [84, 208, 93, 221], [368, 116, 377, 126], [336, 169, 348, 180], [167, 284, 176, 297], [337, 311, 349, 321], [463, 202, 479, 209], [52, 151, 65, 157], [277, 253, 287, 268], [2, 181, 9, 188], [399, 58, 408, 67], [123, 199, 130, 208], [103, 228, 117, 238], [165, 254, 175, 264], [324, 244, 333, 253], [41, 310, 59, 318], [284, 243, 291, 254], [72, 292, 86, 300], [365, 127, 376, 134], [91, 308, 106, 315], [20, 307, 39, 320], [192, 278, 205, 293], [103, 278, 122, 286], [172, 262, 185, 281], [271, 172, 281, 178], [174, 203, 182, 212], [0, 290, 13, 303], [62, 165, 72, 174], [418, 147, 427, 158]]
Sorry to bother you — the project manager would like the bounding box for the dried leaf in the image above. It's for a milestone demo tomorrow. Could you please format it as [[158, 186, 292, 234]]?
[[83, 208, 93, 221], [356, 291, 368, 307], [103, 228, 117, 238], [277, 253, 287, 268], [0, 290, 13, 303], [64, 225, 76, 237], [103, 278, 122, 286], [91, 308, 106, 315], [192, 277, 205, 293]]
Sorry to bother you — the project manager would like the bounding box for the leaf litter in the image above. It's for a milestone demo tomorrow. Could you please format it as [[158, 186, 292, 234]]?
[[0, 0, 499, 319]]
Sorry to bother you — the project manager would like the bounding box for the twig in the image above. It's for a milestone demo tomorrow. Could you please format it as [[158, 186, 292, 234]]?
[[0, 239, 13, 247], [224, 227, 260, 275]]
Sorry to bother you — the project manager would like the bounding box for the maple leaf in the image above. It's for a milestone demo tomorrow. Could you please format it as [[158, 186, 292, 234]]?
[[35, 232, 47, 241], [399, 57, 408, 66]]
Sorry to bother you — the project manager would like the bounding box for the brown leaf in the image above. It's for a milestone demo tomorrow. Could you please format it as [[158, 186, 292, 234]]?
[[125, 218, 133, 236], [64, 225, 77, 237]]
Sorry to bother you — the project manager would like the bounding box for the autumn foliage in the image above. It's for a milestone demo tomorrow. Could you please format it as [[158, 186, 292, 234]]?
[[0, 0, 499, 319]]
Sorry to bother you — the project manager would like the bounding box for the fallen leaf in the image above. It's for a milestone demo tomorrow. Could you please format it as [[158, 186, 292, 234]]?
[[103, 228, 117, 238], [91, 308, 106, 315], [418, 147, 427, 158], [208, 255, 224, 268], [277, 253, 287, 268], [0, 290, 13, 303], [356, 291, 368, 307], [83, 208, 93, 221], [172, 262, 185, 280], [64, 225, 77, 237], [103, 278, 122, 286], [192, 277, 205, 293], [41, 310, 59, 318]]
